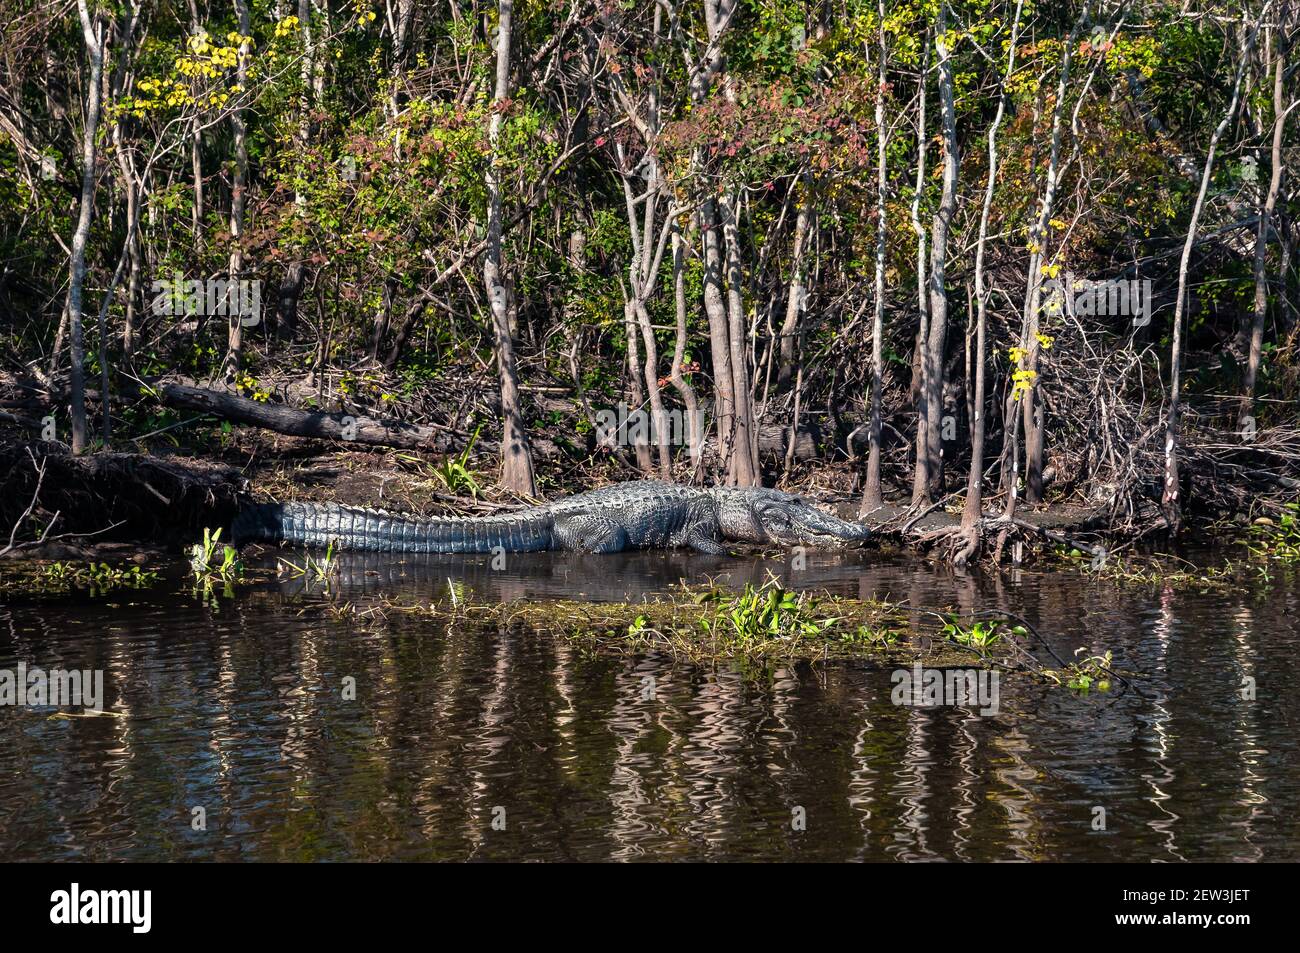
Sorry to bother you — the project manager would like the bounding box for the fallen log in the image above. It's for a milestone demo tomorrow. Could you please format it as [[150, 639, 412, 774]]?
[[154, 382, 442, 450]]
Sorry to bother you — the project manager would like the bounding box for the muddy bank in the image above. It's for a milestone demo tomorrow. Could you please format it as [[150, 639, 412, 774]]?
[[0, 429, 1229, 563]]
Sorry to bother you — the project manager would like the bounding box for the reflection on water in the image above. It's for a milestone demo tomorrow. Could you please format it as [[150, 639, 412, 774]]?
[[1, 549, 1297, 861]]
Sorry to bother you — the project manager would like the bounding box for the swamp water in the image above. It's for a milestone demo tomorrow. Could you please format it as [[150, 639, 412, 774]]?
[[1, 549, 1296, 861]]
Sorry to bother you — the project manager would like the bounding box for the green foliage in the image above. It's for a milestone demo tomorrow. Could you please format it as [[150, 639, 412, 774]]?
[[1249, 505, 1300, 564], [840, 623, 902, 648], [429, 425, 483, 499], [1045, 649, 1115, 695], [940, 615, 1024, 651], [695, 576, 838, 646], [39, 562, 159, 597], [278, 540, 338, 586], [190, 527, 243, 583]]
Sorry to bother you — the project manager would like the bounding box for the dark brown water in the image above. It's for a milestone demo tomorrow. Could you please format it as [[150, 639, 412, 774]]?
[[1, 549, 1297, 861]]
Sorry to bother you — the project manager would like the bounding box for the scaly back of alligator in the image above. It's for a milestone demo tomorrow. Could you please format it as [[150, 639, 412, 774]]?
[[232, 501, 555, 554], [235, 481, 705, 555]]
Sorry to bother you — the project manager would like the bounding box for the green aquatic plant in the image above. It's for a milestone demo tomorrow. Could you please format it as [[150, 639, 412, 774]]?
[[277, 540, 338, 585], [696, 576, 837, 647], [1045, 649, 1116, 695], [840, 624, 902, 648], [941, 615, 1012, 651], [39, 561, 158, 596], [190, 527, 243, 583], [1248, 504, 1300, 563], [1057, 545, 1241, 591]]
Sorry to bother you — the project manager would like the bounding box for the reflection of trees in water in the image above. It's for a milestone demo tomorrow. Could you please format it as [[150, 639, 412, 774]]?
[[1229, 602, 1264, 860], [2, 554, 1299, 861]]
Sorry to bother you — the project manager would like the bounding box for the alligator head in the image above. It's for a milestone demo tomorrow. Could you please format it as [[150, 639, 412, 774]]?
[[713, 487, 872, 548]]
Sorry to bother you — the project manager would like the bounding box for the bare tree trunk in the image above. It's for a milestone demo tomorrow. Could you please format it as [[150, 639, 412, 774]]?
[[914, 3, 956, 504], [908, 34, 931, 502], [65, 1, 105, 454], [115, 147, 142, 357], [777, 174, 812, 391], [670, 228, 704, 469], [693, 0, 751, 484], [955, 0, 1025, 565], [277, 0, 316, 342], [186, 0, 203, 235], [1166, 8, 1264, 530], [1019, 4, 1089, 504], [623, 300, 655, 473], [720, 192, 759, 485], [700, 199, 737, 474], [610, 14, 676, 479], [862, 0, 889, 512], [385, 0, 416, 127], [636, 302, 672, 477], [107, 1, 143, 374], [1241, 31, 1293, 426], [223, 0, 252, 382], [109, 2, 142, 360], [484, 0, 537, 495]]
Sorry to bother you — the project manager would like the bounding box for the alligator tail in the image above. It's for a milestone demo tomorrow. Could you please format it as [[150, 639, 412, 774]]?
[[232, 502, 555, 554]]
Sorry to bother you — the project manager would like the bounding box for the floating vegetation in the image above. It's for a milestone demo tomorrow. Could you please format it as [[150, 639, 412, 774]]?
[[694, 576, 838, 647], [326, 579, 928, 666], [1248, 504, 1300, 564], [311, 578, 1119, 692], [1044, 649, 1120, 695], [940, 615, 1016, 653], [37, 561, 159, 597], [1054, 546, 1243, 592]]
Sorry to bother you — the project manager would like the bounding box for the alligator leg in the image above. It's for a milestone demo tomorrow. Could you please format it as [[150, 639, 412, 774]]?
[[553, 513, 630, 553], [688, 536, 727, 556], [684, 526, 727, 555]]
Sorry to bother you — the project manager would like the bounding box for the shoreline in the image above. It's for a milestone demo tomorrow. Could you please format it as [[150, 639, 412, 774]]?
[[2, 430, 1254, 565]]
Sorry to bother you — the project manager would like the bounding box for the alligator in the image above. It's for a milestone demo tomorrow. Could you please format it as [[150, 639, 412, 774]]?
[[232, 480, 871, 556]]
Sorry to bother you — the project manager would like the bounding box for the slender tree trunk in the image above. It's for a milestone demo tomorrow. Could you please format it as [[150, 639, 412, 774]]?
[[915, 3, 956, 503], [720, 192, 759, 485], [908, 35, 930, 401], [670, 228, 705, 469], [777, 174, 812, 391], [109, 2, 142, 360], [1019, 4, 1089, 503], [1241, 34, 1292, 426], [693, 0, 750, 484], [65, 2, 105, 454], [908, 34, 931, 502], [484, 0, 537, 495], [187, 0, 203, 234], [223, 0, 252, 381], [862, 0, 889, 512], [1166, 10, 1264, 530], [116, 150, 141, 357], [637, 298, 672, 476], [623, 299, 655, 473], [955, 0, 1025, 565], [700, 200, 737, 475]]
